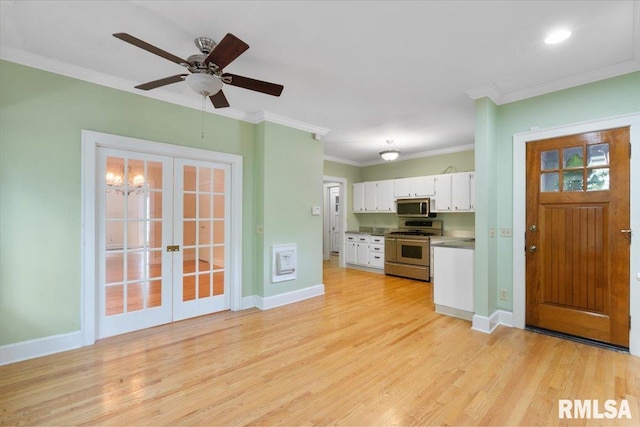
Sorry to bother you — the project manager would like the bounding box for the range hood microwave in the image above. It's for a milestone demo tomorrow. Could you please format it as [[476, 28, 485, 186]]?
[[396, 198, 434, 217]]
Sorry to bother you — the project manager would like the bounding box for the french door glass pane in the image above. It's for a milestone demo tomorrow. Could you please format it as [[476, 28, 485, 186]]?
[[104, 155, 165, 317], [181, 164, 226, 303]]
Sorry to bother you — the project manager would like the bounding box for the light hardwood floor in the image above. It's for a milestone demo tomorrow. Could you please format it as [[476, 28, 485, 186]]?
[[1, 255, 639, 426]]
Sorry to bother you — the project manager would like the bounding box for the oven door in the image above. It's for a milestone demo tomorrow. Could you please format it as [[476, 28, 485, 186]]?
[[396, 238, 429, 266]]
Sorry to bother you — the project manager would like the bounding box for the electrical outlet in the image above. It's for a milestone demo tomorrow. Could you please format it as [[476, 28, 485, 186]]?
[[500, 289, 508, 301], [489, 227, 496, 238], [500, 227, 513, 237], [256, 225, 264, 235]]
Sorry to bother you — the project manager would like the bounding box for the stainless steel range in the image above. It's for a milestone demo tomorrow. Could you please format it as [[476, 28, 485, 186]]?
[[385, 219, 442, 281]]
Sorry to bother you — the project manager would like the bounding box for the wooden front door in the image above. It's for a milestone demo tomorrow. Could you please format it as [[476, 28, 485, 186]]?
[[525, 127, 631, 347]]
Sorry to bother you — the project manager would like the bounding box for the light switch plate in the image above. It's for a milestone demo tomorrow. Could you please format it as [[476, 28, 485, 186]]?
[[311, 206, 321, 216]]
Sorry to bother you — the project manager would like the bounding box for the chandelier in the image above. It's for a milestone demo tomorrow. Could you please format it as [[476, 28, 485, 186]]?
[[105, 166, 144, 195]]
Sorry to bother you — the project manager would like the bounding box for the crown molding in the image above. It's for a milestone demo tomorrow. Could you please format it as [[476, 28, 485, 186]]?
[[0, 46, 329, 135], [323, 155, 362, 167], [466, 58, 640, 106], [249, 111, 331, 136], [325, 143, 475, 168]]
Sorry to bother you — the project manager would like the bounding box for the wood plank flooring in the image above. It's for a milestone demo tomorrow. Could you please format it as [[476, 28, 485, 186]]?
[[1, 255, 639, 426]]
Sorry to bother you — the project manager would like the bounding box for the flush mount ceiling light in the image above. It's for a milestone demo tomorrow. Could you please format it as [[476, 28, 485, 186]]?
[[545, 29, 572, 45], [379, 140, 400, 161], [185, 73, 224, 96]]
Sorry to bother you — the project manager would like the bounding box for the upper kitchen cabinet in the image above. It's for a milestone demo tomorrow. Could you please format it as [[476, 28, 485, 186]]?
[[353, 180, 395, 213], [433, 172, 475, 212], [394, 176, 436, 198], [353, 182, 365, 212]]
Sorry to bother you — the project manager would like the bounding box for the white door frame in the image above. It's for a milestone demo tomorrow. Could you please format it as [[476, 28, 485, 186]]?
[[323, 175, 347, 268], [512, 113, 640, 356], [81, 130, 243, 346]]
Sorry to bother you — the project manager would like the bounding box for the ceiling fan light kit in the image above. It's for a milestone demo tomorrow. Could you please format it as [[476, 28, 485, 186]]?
[[185, 73, 223, 96], [113, 32, 284, 109]]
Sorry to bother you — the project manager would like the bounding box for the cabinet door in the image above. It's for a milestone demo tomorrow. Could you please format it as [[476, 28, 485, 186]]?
[[434, 174, 452, 212], [353, 183, 365, 212], [345, 241, 357, 264], [364, 182, 377, 212], [376, 180, 395, 212], [356, 243, 369, 266], [451, 172, 471, 211], [413, 176, 436, 197], [394, 178, 412, 198], [469, 172, 475, 211]]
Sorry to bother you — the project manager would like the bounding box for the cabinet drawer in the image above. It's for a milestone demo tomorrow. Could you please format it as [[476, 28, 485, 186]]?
[[370, 236, 384, 244], [369, 244, 384, 253], [369, 253, 384, 269], [357, 235, 370, 243], [346, 234, 357, 242]]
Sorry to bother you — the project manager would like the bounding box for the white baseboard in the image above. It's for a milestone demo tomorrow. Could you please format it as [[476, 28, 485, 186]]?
[[472, 310, 513, 334], [255, 284, 325, 310], [241, 295, 257, 310], [0, 331, 82, 366]]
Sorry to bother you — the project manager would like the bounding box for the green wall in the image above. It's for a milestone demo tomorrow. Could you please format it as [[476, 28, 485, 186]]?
[[256, 122, 324, 297], [0, 59, 323, 346], [479, 70, 640, 314], [323, 160, 362, 232]]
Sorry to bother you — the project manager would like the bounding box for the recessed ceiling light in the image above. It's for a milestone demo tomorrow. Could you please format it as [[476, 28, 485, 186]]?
[[545, 29, 572, 45]]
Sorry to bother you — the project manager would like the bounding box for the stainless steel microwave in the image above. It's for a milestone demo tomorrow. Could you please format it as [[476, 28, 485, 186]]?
[[396, 198, 432, 217]]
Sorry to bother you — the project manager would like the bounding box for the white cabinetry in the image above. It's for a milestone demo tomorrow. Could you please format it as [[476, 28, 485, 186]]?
[[354, 180, 395, 213], [345, 233, 385, 270], [434, 174, 452, 212], [394, 176, 435, 198], [356, 235, 370, 265], [433, 246, 474, 320], [434, 172, 475, 213], [353, 183, 365, 213], [345, 233, 358, 264], [376, 180, 395, 212]]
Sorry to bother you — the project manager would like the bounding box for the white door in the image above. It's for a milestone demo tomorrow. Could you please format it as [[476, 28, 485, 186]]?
[[330, 186, 340, 253], [97, 149, 231, 338], [98, 149, 174, 337], [173, 159, 230, 321]]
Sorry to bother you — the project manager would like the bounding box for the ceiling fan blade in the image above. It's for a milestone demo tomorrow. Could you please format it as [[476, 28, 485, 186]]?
[[204, 33, 249, 70], [222, 73, 284, 97], [135, 74, 188, 90], [113, 33, 190, 66], [210, 91, 230, 109]]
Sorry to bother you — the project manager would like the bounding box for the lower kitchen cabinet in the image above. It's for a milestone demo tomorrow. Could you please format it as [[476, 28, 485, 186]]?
[[345, 232, 385, 271], [433, 245, 474, 320]]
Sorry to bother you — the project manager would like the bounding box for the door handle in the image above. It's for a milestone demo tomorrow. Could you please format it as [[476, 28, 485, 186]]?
[[167, 245, 180, 252], [621, 229, 631, 234], [529, 245, 537, 253]]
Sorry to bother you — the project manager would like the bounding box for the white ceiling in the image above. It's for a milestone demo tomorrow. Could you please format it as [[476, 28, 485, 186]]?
[[1, 1, 639, 166]]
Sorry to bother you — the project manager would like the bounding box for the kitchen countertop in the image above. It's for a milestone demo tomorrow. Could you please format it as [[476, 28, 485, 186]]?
[[431, 238, 475, 250]]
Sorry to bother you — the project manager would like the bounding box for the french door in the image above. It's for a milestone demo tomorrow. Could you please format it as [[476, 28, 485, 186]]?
[[525, 127, 630, 347], [97, 148, 230, 338]]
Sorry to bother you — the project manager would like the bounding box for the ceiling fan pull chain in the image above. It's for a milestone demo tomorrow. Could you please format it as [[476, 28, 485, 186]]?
[[201, 95, 206, 139]]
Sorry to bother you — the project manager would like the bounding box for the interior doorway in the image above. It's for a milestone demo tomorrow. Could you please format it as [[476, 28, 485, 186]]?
[[81, 131, 243, 346], [323, 176, 347, 268]]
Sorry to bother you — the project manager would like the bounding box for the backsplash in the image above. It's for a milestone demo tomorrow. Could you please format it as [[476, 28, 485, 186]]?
[[356, 212, 475, 235]]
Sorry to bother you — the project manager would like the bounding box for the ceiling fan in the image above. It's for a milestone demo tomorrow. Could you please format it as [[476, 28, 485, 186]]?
[[113, 32, 284, 109]]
